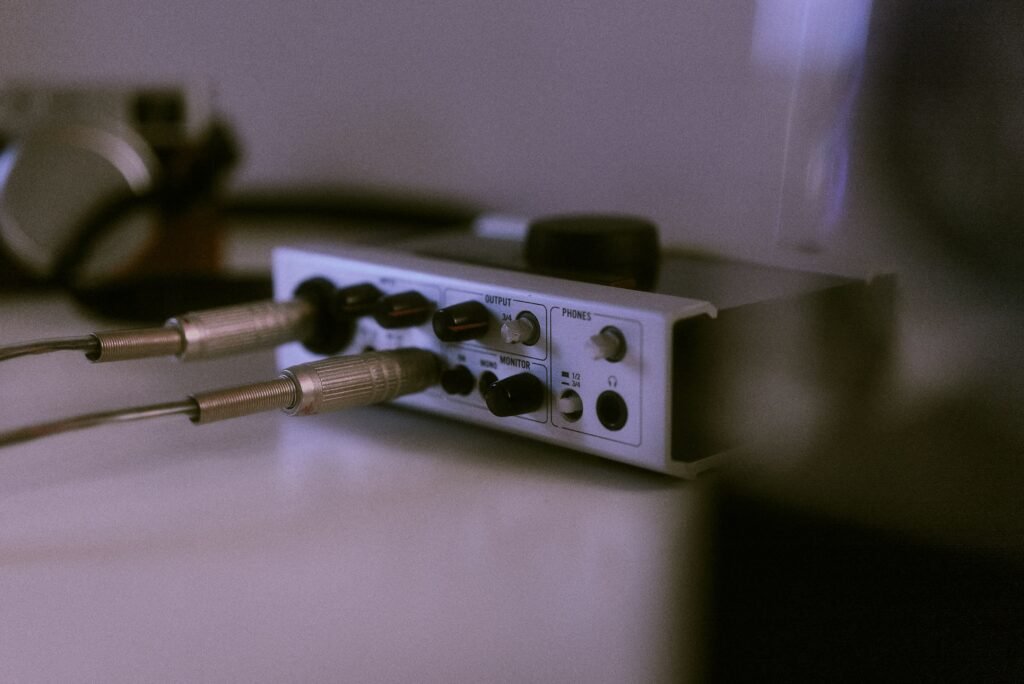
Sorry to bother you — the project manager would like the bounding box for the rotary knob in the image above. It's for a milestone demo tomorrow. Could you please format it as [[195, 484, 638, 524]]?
[[432, 300, 490, 342], [372, 291, 433, 329], [524, 214, 660, 290], [482, 372, 546, 417], [499, 311, 540, 346], [334, 282, 383, 317], [585, 326, 626, 362]]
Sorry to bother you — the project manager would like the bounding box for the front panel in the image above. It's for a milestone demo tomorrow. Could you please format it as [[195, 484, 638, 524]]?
[[273, 246, 716, 477]]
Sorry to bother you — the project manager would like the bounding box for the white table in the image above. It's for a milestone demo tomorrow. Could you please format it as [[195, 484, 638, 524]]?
[[0, 294, 705, 683]]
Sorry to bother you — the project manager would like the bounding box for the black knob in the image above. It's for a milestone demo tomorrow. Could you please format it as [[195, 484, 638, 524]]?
[[432, 300, 490, 342], [524, 214, 660, 290], [440, 365, 475, 395], [483, 372, 545, 417], [293, 276, 353, 355], [372, 291, 433, 329], [334, 282, 382, 317]]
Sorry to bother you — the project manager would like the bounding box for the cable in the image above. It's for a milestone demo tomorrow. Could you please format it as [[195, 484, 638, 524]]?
[[0, 348, 440, 448], [1, 114, 483, 323], [44, 180, 478, 322], [0, 401, 197, 448], [0, 273, 386, 365], [47, 121, 240, 293], [224, 186, 480, 228], [0, 293, 323, 365], [0, 336, 99, 362]]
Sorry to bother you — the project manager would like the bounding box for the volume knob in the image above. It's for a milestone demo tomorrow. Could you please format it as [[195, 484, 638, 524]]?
[[586, 326, 626, 362], [372, 291, 433, 329], [483, 372, 545, 417], [432, 300, 490, 342]]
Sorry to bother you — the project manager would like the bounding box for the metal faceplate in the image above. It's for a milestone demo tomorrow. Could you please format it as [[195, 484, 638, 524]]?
[[273, 245, 717, 477]]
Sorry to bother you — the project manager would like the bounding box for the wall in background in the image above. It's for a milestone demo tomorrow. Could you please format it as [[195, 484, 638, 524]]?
[[0, 0, 890, 272]]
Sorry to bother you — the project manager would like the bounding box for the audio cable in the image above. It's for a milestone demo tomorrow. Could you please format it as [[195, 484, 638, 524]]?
[[0, 298, 314, 363], [0, 277, 378, 364], [0, 348, 440, 448]]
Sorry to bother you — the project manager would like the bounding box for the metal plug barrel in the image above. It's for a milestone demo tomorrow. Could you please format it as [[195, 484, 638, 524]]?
[[285, 348, 440, 416], [190, 348, 440, 424], [171, 299, 316, 360]]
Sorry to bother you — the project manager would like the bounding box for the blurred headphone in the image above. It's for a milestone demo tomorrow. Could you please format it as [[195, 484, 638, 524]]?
[[0, 85, 479, 321]]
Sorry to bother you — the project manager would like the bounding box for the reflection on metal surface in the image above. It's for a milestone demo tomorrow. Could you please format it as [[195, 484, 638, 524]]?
[[0, 122, 156, 275], [753, 0, 873, 253]]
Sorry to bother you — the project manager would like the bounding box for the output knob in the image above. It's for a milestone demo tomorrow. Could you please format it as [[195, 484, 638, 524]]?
[[483, 372, 546, 417], [334, 282, 382, 317], [432, 300, 490, 342], [372, 291, 433, 329], [499, 311, 540, 346]]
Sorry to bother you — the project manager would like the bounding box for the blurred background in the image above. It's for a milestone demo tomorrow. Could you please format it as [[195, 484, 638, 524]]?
[[0, 0, 887, 272], [2, 0, 1022, 679]]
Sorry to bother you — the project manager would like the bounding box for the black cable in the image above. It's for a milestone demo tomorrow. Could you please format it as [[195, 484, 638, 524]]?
[[47, 187, 478, 322], [71, 273, 274, 324], [224, 186, 480, 228], [0, 401, 198, 448], [10, 114, 481, 321], [0, 348, 439, 448], [48, 189, 155, 290], [0, 336, 99, 362]]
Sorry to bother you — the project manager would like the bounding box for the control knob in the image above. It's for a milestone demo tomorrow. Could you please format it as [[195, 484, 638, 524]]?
[[432, 300, 490, 342], [482, 372, 546, 417], [372, 291, 433, 329]]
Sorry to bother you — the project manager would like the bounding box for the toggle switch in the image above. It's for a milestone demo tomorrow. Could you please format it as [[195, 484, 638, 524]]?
[[557, 389, 583, 421]]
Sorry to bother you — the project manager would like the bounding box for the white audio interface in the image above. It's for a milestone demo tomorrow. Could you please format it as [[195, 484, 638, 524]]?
[[272, 242, 889, 477]]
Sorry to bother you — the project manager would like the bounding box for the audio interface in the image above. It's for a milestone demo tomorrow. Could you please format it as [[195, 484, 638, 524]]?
[[272, 242, 889, 477]]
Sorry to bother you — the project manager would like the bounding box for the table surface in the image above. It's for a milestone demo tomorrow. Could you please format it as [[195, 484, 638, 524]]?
[[0, 293, 705, 683]]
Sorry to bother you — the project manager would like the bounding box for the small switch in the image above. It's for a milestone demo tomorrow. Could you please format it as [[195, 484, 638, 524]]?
[[478, 371, 498, 396], [557, 390, 583, 421]]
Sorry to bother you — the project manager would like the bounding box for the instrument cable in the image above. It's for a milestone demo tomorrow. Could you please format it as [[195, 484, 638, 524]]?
[[0, 348, 440, 448]]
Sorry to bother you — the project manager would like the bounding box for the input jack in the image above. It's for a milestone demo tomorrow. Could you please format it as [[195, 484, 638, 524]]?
[[596, 390, 628, 431]]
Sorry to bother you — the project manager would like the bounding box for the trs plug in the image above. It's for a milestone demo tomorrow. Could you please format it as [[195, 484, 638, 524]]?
[[0, 348, 441, 447], [190, 348, 440, 422], [90, 297, 318, 362], [0, 276, 368, 364]]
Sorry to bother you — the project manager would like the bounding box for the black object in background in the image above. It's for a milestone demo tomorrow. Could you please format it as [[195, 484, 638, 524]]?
[[867, 0, 1024, 289], [525, 214, 661, 291], [0, 110, 482, 322], [708, 486, 1024, 682]]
